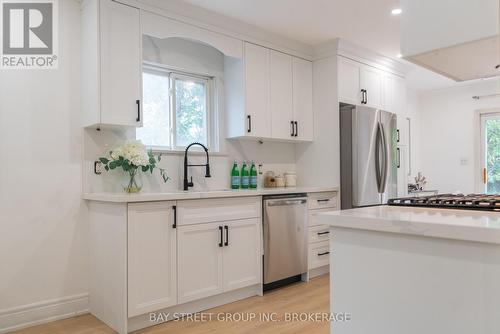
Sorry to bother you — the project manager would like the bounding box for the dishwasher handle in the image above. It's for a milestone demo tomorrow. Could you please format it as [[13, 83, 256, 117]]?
[[266, 199, 307, 207]]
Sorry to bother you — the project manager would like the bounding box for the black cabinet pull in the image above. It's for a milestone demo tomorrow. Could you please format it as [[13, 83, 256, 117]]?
[[247, 115, 252, 133], [318, 251, 330, 256], [360, 89, 366, 104], [218, 226, 223, 247], [294, 121, 298, 137], [172, 205, 177, 228], [224, 225, 229, 246], [397, 148, 401, 169], [291, 121, 295, 137], [136, 100, 141, 122], [317, 198, 330, 203], [317, 231, 330, 236], [396, 129, 400, 142]]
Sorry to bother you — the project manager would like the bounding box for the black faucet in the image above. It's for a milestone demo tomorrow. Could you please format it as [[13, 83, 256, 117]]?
[[183, 142, 211, 191]]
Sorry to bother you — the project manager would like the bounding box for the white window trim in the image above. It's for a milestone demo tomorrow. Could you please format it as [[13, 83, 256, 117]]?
[[139, 63, 219, 152], [474, 108, 500, 193]]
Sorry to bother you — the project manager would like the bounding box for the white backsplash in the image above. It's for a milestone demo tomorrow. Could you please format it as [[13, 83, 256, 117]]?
[[84, 128, 297, 193]]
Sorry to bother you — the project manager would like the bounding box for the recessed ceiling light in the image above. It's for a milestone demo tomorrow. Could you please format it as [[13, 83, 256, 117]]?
[[397, 54, 403, 58], [391, 8, 402, 15]]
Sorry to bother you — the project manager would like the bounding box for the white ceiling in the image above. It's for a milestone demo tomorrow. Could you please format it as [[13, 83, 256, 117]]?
[[176, 0, 466, 91], [182, 0, 403, 57]]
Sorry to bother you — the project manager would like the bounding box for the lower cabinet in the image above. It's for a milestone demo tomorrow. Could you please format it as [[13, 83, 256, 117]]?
[[128, 202, 177, 317], [178, 218, 261, 304]]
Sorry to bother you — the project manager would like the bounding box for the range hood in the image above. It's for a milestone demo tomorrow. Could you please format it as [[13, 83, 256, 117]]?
[[401, 0, 499, 81]]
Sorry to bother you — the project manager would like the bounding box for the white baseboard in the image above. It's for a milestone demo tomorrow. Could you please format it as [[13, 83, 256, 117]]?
[[0, 293, 89, 334]]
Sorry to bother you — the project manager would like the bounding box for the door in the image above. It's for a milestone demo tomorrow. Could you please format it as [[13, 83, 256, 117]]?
[[177, 222, 224, 303], [244, 43, 271, 138], [222, 219, 262, 292], [480, 112, 500, 194], [100, 0, 142, 126], [270, 50, 293, 140], [360, 66, 384, 109], [352, 106, 382, 207], [381, 111, 398, 203], [293, 57, 314, 141], [128, 202, 177, 317], [338, 57, 361, 105]]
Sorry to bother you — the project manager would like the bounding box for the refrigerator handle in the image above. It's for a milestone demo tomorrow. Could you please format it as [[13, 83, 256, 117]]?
[[375, 122, 383, 193], [379, 122, 388, 194]]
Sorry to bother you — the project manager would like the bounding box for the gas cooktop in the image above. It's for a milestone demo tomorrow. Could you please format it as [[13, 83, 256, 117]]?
[[388, 194, 500, 212]]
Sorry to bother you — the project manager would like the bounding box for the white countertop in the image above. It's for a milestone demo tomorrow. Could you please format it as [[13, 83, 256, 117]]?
[[83, 186, 338, 203], [318, 205, 500, 245]]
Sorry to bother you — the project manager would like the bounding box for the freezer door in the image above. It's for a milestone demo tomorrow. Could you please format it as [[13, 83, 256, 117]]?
[[352, 106, 382, 207], [380, 111, 398, 203]]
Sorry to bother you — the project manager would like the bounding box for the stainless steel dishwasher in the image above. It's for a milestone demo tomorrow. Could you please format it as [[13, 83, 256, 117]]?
[[263, 194, 308, 290]]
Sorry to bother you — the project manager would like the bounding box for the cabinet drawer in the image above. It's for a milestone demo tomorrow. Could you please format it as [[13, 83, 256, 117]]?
[[309, 208, 336, 227], [309, 225, 330, 244], [177, 197, 261, 226], [308, 241, 330, 270], [308, 192, 338, 210]]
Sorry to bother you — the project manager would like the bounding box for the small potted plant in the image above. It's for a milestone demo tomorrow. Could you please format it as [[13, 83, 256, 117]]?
[[98, 140, 169, 193]]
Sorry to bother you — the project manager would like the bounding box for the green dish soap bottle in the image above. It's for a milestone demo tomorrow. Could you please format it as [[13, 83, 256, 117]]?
[[231, 160, 240, 189], [241, 161, 249, 189], [250, 161, 257, 189]]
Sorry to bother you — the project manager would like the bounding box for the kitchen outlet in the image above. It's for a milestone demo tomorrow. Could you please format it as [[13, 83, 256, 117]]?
[[460, 158, 468, 166], [94, 161, 104, 175]]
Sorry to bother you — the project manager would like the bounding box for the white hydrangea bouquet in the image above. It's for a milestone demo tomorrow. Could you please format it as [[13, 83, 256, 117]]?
[[98, 140, 169, 193]]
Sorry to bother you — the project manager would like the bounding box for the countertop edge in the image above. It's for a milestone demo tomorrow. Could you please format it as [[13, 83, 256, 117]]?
[[83, 187, 339, 203]]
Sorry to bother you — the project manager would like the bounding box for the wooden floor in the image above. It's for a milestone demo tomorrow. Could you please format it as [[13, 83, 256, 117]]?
[[11, 275, 329, 334]]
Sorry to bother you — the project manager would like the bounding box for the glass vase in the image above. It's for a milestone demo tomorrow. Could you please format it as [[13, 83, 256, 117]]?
[[122, 169, 143, 193]]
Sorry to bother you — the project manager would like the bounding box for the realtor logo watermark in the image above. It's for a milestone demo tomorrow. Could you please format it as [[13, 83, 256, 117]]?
[[0, 0, 58, 69]]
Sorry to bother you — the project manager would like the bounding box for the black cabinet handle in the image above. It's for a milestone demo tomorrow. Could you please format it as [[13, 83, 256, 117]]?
[[396, 129, 400, 143], [247, 115, 252, 133], [318, 251, 330, 256], [397, 148, 401, 169], [317, 231, 330, 236], [224, 225, 229, 246], [172, 205, 177, 228], [218, 226, 223, 247], [317, 198, 331, 203], [294, 121, 298, 137], [291, 121, 295, 137], [136, 100, 141, 122], [360, 89, 366, 104]]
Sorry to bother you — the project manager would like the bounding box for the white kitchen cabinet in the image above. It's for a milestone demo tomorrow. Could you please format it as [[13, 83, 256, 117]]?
[[392, 76, 407, 115], [338, 57, 362, 105], [270, 50, 294, 140], [244, 43, 271, 138], [225, 42, 313, 142], [222, 219, 262, 292], [397, 145, 410, 197], [397, 117, 411, 147], [292, 57, 314, 141], [177, 222, 224, 304], [82, 0, 142, 128], [127, 202, 177, 317], [360, 65, 384, 109]]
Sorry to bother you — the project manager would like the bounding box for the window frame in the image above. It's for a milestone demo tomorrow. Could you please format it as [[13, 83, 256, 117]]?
[[139, 64, 217, 152]]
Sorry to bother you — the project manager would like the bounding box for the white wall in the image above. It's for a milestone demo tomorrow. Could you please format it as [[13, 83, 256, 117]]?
[[417, 79, 500, 194], [85, 36, 296, 193], [0, 0, 88, 331]]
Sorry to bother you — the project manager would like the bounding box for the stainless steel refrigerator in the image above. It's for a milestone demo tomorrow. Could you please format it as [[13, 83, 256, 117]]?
[[340, 103, 398, 209]]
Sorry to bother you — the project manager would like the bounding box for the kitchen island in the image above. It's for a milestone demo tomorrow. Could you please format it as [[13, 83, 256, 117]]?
[[319, 205, 500, 334]]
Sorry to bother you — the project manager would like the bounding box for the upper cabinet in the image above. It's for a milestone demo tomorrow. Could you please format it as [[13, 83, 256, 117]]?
[[82, 0, 142, 128], [338, 56, 384, 110], [225, 42, 314, 142]]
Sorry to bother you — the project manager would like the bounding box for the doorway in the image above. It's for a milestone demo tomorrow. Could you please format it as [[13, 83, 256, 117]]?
[[480, 112, 500, 194]]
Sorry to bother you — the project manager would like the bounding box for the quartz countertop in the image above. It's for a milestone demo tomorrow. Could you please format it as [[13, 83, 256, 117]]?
[[318, 205, 500, 245], [83, 186, 338, 203]]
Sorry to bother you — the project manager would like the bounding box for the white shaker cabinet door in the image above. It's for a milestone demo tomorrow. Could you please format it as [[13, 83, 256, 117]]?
[[293, 57, 314, 141], [128, 202, 177, 317], [222, 219, 262, 292], [177, 222, 224, 303], [244, 42, 271, 138], [338, 56, 362, 105], [360, 65, 384, 109], [270, 50, 294, 140], [100, 0, 142, 127]]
